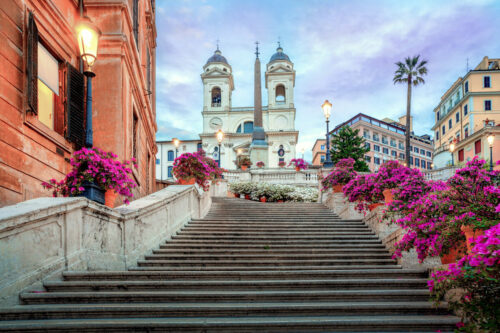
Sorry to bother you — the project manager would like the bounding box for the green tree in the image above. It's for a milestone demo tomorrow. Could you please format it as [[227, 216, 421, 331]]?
[[393, 55, 428, 166], [329, 125, 370, 172]]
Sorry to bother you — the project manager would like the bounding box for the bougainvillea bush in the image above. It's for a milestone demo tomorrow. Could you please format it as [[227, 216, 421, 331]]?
[[391, 158, 500, 262], [289, 158, 308, 170], [42, 147, 137, 204], [321, 158, 357, 191], [256, 161, 265, 168], [429, 223, 500, 332], [172, 151, 224, 191], [342, 173, 383, 212]]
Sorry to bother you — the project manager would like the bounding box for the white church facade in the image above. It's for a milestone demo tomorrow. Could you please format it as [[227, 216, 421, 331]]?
[[200, 44, 299, 170]]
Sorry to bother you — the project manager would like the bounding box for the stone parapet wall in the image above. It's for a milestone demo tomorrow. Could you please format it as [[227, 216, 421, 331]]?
[[0, 181, 226, 302]]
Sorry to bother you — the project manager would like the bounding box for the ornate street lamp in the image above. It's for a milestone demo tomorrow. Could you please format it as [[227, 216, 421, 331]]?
[[76, 16, 101, 148], [449, 142, 455, 167], [173, 138, 180, 158], [216, 129, 224, 167], [487, 134, 495, 171], [322, 99, 333, 167]]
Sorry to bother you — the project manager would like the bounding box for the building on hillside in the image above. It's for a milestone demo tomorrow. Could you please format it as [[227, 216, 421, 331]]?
[[311, 139, 326, 166], [431, 56, 500, 168], [156, 139, 202, 180], [0, 0, 157, 207], [330, 113, 434, 172], [199, 44, 298, 170]]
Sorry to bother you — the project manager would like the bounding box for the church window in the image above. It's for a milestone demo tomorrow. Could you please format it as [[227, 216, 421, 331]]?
[[275, 84, 285, 104], [211, 87, 221, 107], [167, 150, 174, 161], [243, 121, 254, 133]]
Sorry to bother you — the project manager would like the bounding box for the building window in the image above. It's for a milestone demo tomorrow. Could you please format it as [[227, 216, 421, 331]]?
[[456, 112, 460, 123], [155, 158, 160, 165], [436, 131, 439, 140], [320, 145, 325, 150], [398, 142, 404, 150], [275, 84, 286, 104], [475, 140, 481, 154], [236, 121, 254, 133], [399, 153, 405, 160], [37, 43, 63, 131], [146, 46, 151, 94], [442, 125, 446, 135], [414, 147, 419, 153], [390, 139, 396, 147], [167, 166, 173, 178], [464, 104, 468, 116], [427, 151, 432, 158], [458, 149, 464, 162], [410, 156, 413, 165], [167, 150, 174, 161], [420, 149, 426, 156], [464, 124, 469, 138], [373, 133, 379, 142], [383, 147, 389, 154], [365, 142, 371, 150], [373, 145, 380, 152], [437, 112, 440, 121], [197, 143, 202, 151], [320, 155, 325, 162], [382, 136, 388, 144], [415, 158, 420, 167], [484, 76, 491, 88], [391, 150, 397, 157], [448, 119, 452, 129], [133, 112, 139, 160], [133, 0, 139, 49], [374, 157, 380, 165], [465, 81, 469, 93], [485, 100, 491, 111], [365, 155, 371, 162], [422, 160, 427, 168], [363, 130, 370, 139], [211, 87, 221, 107]]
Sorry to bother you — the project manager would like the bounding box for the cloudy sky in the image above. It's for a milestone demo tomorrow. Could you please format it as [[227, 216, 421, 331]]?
[[155, 0, 500, 161]]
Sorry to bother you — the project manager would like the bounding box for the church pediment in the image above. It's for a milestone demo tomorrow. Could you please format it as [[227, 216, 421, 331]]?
[[267, 64, 292, 73]]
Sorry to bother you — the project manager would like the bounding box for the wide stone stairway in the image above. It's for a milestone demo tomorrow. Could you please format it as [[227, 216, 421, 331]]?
[[0, 197, 458, 332]]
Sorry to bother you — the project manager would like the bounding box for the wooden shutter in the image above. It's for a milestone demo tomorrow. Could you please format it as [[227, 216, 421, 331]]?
[[27, 12, 38, 114], [474, 140, 481, 154], [458, 149, 464, 162], [66, 63, 85, 147], [54, 65, 66, 135]]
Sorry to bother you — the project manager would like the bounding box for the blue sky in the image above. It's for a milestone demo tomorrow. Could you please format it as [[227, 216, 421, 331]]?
[[155, 0, 500, 161]]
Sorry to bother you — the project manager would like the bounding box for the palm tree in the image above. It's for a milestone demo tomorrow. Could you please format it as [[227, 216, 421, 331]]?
[[393, 55, 428, 167]]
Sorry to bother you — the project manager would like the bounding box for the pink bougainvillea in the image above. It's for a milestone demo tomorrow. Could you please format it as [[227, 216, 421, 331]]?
[[321, 158, 357, 191], [172, 150, 225, 191], [289, 158, 308, 170], [42, 147, 137, 204]]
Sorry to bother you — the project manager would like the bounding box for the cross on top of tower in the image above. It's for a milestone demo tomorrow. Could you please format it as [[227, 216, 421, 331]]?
[[255, 41, 259, 59], [278, 36, 281, 48], [216, 38, 220, 51]]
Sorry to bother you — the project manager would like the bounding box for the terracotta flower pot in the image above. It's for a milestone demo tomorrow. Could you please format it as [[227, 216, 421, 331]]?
[[227, 191, 237, 198], [259, 197, 267, 202], [245, 194, 250, 200], [104, 189, 118, 208], [277, 199, 284, 203], [383, 189, 394, 204], [241, 165, 248, 171], [368, 203, 383, 211], [333, 184, 343, 193], [178, 178, 196, 185], [295, 167, 300, 172], [441, 241, 467, 264], [461, 225, 485, 253]]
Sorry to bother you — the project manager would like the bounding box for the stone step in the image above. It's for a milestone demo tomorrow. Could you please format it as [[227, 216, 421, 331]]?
[[187, 222, 366, 227], [0, 315, 458, 332], [20, 289, 432, 304], [0, 302, 450, 321], [43, 278, 427, 292], [128, 265, 403, 271], [171, 235, 380, 241], [136, 259, 397, 267], [175, 232, 376, 237], [182, 226, 369, 231], [159, 242, 386, 249], [63, 269, 426, 281], [144, 253, 393, 260], [152, 248, 390, 255]]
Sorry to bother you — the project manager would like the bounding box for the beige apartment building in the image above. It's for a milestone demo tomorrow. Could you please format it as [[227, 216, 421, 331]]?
[[432, 56, 500, 168], [330, 113, 433, 172], [311, 139, 326, 166]]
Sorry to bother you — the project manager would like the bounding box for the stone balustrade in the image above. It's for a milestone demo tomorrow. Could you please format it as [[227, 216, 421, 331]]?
[[423, 166, 460, 181], [224, 168, 321, 186], [0, 181, 227, 302]]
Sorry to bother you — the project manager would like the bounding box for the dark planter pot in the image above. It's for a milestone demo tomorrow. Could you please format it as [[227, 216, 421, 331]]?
[[79, 181, 105, 205]]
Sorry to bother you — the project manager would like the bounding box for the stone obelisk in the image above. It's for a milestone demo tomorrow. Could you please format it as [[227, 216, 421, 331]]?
[[250, 41, 269, 165]]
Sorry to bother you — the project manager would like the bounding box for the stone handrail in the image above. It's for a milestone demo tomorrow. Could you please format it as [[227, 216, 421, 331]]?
[[223, 168, 320, 186], [0, 181, 227, 302]]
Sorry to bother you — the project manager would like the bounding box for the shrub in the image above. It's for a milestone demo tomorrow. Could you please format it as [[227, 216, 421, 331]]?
[[321, 158, 357, 191], [289, 158, 308, 170], [228, 182, 317, 202], [238, 156, 252, 168], [172, 151, 223, 191], [42, 147, 137, 205], [256, 161, 265, 168], [342, 173, 383, 212]]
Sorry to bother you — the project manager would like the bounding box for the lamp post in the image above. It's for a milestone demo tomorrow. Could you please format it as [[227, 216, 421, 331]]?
[[216, 129, 224, 168], [449, 142, 455, 167], [76, 17, 101, 148], [173, 138, 180, 159], [322, 99, 333, 167], [487, 134, 495, 171]]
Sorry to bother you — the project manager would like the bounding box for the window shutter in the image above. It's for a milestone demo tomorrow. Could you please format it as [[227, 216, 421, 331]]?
[[66, 63, 85, 147], [27, 12, 38, 114]]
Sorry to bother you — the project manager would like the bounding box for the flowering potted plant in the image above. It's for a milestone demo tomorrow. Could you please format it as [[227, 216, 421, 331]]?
[[321, 158, 357, 192], [42, 147, 137, 206], [429, 224, 500, 332], [256, 161, 265, 168], [238, 156, 252, 171], [343, 173, 383, 212], [289, 158, 308, 172], [278, 161, 286, 168], [172, 151, 223, 191]]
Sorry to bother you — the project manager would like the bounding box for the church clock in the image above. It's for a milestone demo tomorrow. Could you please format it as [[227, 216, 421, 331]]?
[[209, 117, 223, 130]]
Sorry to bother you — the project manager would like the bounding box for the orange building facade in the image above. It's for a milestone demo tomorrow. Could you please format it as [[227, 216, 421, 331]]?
[[311, 139, 326, 166], [0, 0, 157, 207]]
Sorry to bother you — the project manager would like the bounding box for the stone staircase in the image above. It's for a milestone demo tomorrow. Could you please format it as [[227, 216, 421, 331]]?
[[0, 197, 458, 332]]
